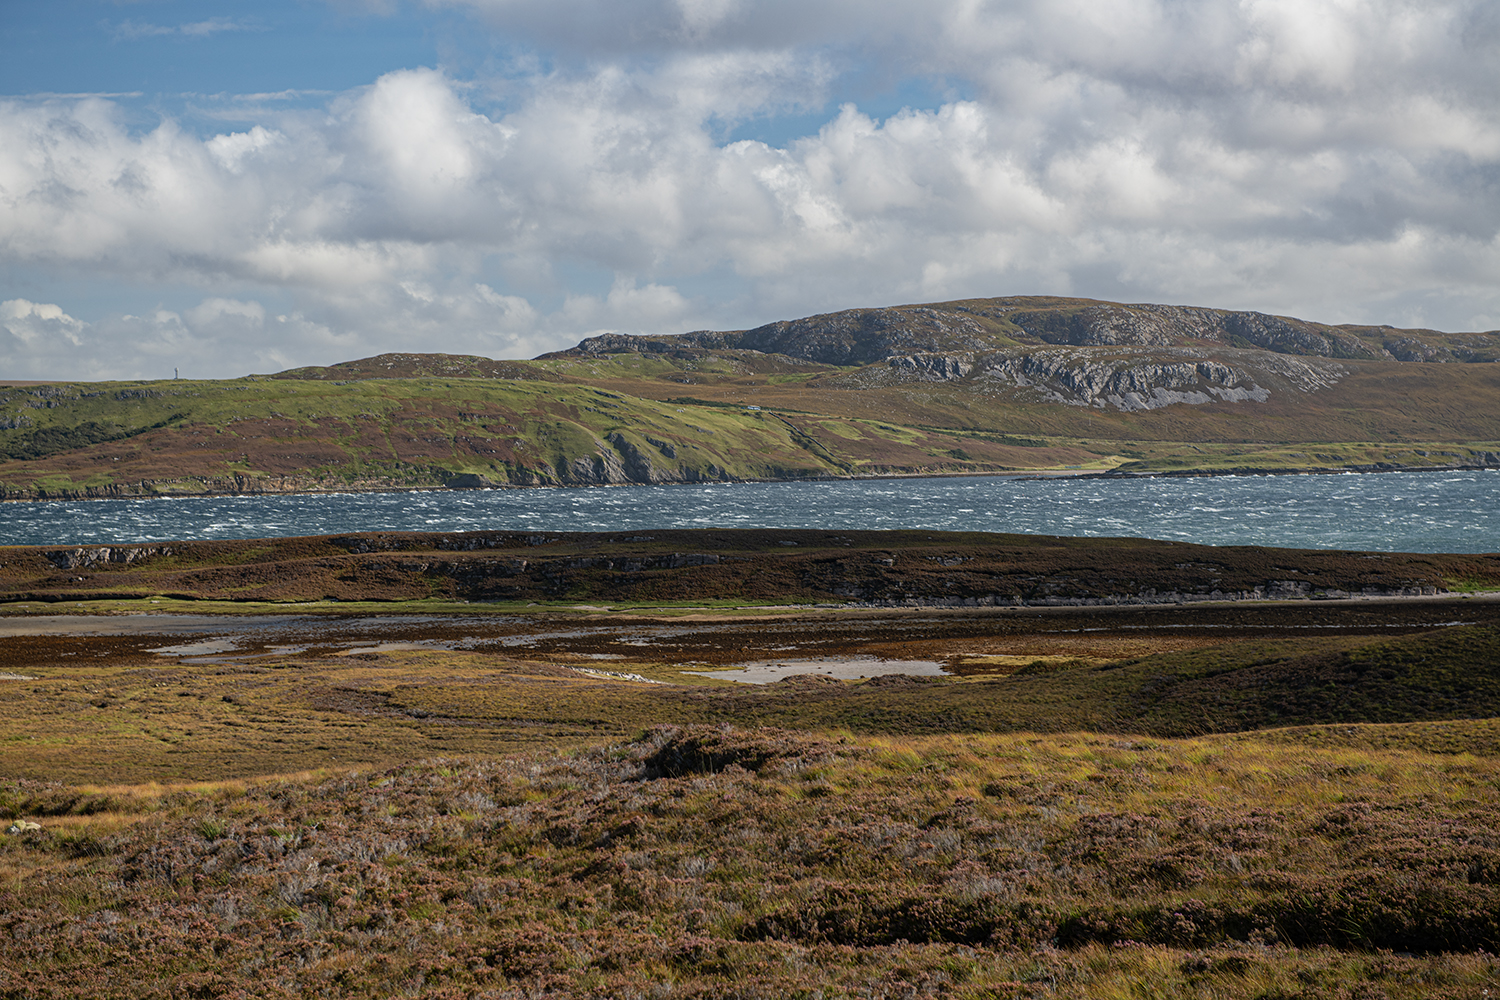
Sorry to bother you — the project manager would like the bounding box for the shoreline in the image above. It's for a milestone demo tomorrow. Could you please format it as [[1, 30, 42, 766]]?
[[3, 588, 1497, 623], [1081, 461, 1500, 480], [3, 459, 1497, 505]]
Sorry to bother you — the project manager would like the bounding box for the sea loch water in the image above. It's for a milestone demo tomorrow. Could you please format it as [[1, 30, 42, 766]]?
[[2, 471, 1497, 553]]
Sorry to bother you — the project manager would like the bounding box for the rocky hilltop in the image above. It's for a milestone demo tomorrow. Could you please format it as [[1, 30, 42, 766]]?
[[553, 295, 1500, 366], [546, 295, 1500, 417]]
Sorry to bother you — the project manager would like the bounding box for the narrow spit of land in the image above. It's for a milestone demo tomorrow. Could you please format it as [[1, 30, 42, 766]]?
[[5, 527, 1500, 606]]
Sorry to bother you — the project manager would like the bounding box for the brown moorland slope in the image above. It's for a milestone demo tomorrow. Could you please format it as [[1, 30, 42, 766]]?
[[5, 529, 1500, 996], [7, 598, 1500, 785]]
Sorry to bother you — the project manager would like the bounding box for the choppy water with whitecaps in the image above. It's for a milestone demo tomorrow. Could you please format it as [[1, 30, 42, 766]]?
[[2, 470, 1497, 552]]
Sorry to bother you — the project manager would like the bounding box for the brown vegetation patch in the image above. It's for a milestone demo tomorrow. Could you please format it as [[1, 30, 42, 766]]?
[[5, 528, 1497, 607], [2, 729, 1500, 997], [640, 723, 848, 777]]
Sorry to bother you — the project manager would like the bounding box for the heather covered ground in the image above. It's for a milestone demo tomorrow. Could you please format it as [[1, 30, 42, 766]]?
[[3, 531, 1500, 997], [4, 725, 1500, 998]]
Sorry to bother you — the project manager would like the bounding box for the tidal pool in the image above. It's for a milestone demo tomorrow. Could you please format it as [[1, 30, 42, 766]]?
[[698, 657, 948, 684]]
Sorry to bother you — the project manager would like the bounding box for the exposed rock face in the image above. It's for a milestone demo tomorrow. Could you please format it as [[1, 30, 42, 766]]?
[[44, 546, 173, 570], [985, 352, 1267, 410], [1244, 352, 1348, 391], [514, 434, 735, 487], [569, 306, 993, 366], [571, 332, 703, 357], [605, 432, 658, 483], [887, 354, 974, 381], [1383, 336, 1446, 362], [729, 307, 991, 365], [981, 348, 1344, 411], [1006, 304, 1389, 359], [645, 436, 677, 459], [562, 447, 629, 485], [444, 473, 497, 488]]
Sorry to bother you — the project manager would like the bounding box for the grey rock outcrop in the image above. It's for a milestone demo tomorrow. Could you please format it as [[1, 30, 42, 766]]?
[[606, 432, 659, 483], [645, 436, 677, 458], [1004, 304, 1389, 359], [729, 307, 990, 365], [564, 306, 993, 367], [45, 545, 173, 570], [511, 434, 735, 487], [563, 447, 629, 485], [980, 349, 1309, 410], [887, 353, 974, 381], [444, 472, 498, 488]]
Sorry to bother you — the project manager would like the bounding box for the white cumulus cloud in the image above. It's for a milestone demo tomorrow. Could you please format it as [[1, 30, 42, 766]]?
[[0, 0, 1497, 378], [1, 299, 86, 348]]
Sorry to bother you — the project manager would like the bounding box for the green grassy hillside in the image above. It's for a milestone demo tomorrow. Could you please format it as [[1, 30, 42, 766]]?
[[0, 375, 1136, 500], [3, 367, 1498, 501], [3, 295, 1499, 499]]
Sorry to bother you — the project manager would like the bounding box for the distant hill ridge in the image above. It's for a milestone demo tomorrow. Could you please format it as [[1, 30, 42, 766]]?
[[5, 294, 1500, 503], [545, 295, 1500, 366], [270, 353, 565, 382]]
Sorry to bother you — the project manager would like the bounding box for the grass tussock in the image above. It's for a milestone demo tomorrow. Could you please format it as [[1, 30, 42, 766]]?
[[3, 725, 1500, 997]]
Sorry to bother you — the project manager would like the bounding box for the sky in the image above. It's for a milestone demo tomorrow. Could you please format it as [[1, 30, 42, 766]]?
[[2, 0, 1499, 380]]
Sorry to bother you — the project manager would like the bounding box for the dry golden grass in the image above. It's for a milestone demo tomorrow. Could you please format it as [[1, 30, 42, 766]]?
[[3, 725, 1500, 997], [3, 603, 1500, 783]]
